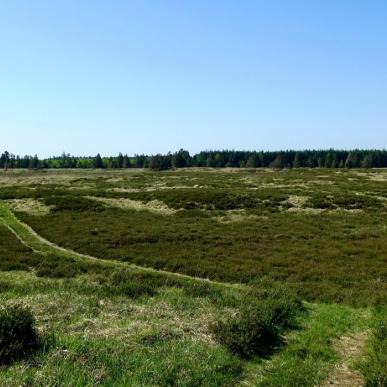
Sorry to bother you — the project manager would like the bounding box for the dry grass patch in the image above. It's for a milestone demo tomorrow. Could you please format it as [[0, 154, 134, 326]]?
[[5, 199, 54, 216], [85, 196, 177, 215], [108, 185, 205, 193], [286, 195, 364, 214], [287, 195, 309, 208], [352, 171, 387, 182], [285, 195, 324, 214], [213, 210, 266, 224]]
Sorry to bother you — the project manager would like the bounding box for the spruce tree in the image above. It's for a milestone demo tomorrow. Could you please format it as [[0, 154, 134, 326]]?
[[93, 154, 104, 168]]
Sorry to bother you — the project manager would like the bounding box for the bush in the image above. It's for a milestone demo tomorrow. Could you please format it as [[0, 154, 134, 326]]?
[[36, 260, 80, 278], [108, 270, 158, 298], [35, 255, 105, 279], [0, 305, 39, 365], [211, 287, 303, 359]]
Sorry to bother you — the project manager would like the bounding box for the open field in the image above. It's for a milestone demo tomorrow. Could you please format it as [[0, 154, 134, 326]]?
[[0, 168, 386, 386]]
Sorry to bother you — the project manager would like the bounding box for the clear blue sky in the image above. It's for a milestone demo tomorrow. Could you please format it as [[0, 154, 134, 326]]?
[[1, 1, 386, 157]]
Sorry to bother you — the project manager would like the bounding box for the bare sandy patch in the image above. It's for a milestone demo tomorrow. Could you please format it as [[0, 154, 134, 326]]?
[[5, 198, 54, 216], [86, 196, 177, 215]]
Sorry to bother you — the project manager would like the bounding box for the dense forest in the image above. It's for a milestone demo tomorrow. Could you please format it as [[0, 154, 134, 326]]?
[[1, 149, 387, 170]]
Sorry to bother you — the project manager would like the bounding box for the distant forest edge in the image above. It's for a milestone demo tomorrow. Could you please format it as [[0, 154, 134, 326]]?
[[1, 149, 387, 170]]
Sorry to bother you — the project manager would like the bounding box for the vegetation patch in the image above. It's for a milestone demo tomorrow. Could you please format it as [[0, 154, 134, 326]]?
[[0, 305, 40, 365], [105, 269, 160, 298]]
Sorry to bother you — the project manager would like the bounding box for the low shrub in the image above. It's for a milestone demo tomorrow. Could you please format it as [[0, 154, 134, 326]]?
[[35, 255, 106, 279], [211, 286, 304, 359], [107, 270, 158, 298], [36, 260, 80, 278], [43, 195, 105, 212], [0, 305, 39, 365]]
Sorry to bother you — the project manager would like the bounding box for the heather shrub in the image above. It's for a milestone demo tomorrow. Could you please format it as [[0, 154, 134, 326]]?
[[0, 305, 39, 365], [108, 270, 158, 298], [211, 286, 303, 359]]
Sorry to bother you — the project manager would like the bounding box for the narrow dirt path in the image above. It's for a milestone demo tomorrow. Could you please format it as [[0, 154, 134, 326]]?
[[0, 201, 240, 289], [321, 331, 368, 387]]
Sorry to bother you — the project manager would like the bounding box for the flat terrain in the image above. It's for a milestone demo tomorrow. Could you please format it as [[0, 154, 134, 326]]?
[[0, 168, 386, 386]]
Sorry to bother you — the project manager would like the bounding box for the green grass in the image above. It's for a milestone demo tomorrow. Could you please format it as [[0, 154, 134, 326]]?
[[0, 270, 245, 386], [251, 304, 371, 386], [357, 307, 387, 386]]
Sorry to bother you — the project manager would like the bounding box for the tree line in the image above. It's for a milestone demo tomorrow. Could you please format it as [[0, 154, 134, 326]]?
[[1, 149, 387, 170]]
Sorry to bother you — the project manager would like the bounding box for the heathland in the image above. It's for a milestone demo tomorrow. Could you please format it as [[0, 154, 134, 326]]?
[[0, 168, 386, 386]]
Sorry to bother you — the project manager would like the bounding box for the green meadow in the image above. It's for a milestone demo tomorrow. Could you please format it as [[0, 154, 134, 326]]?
[[0, 168, 386, 386]]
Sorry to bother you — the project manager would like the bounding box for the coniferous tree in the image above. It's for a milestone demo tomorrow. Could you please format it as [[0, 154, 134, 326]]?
[[122, 154, 130, 168], [345, 152, 355, 168], [3, 151, 10, 170], [172, 149, 190, 168], [270, 153, 285, 169], [93, 154, 104, 168], [293, 152, 301, 168], [246, 154, 257, 168], [361, 154, 373, 169], [117, 153, 124, 168]]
